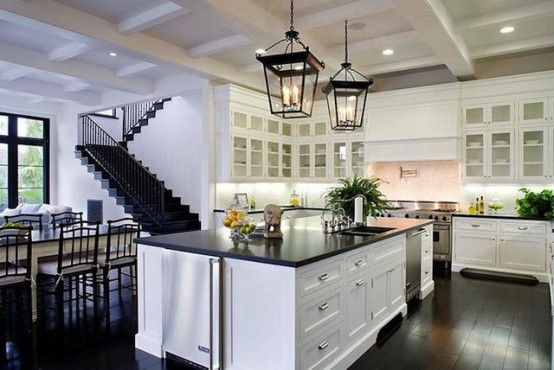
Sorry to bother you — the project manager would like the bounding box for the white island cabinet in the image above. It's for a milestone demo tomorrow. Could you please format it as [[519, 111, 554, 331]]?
[[135, 217, 432, 370]]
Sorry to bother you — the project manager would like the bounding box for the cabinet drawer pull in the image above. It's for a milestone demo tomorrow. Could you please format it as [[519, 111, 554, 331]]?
[[356, 279, 365, 286], [517, 226, 528, 230], [318, 341, 329, 350], [471, 224, 480, 228], [318, 302, 329, 311], [318, 273, 329, 282], [425, 249, 429, 254], [354, 259, 364, 267], [425, 270, 429, 275]]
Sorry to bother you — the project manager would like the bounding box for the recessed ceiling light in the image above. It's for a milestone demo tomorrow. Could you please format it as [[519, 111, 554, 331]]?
[[255, 48, 266, 55], [500, 26, 514, 34], [109, 52, 117, 57], [382, 49, 394, 56]]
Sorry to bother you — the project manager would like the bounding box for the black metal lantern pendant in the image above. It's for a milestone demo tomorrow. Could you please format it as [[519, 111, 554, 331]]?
[[256, 0, 325, 119], [323, 20, 373, 130]]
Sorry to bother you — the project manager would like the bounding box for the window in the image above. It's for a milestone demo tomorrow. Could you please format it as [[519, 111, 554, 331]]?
[[0, 112, 49, 210], [90, 108, 117, 118]]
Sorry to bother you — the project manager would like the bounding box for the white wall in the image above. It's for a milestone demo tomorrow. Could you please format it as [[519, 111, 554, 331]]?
[[128, 91, 209, 227]]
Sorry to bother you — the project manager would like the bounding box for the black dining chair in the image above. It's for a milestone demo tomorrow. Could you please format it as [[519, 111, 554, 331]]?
[[98, 218, 140, 319], [5, 213, 44, 232], [0, 226, 33, 346], [37, 221, 99, 327], [50, 211, 83, 230]]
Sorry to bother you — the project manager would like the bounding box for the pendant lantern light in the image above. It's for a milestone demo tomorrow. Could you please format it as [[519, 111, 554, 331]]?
[[256, 0, 325, 119], [323, 20, 373, 130]]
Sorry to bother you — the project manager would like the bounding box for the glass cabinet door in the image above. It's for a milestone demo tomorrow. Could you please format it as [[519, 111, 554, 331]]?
[[463, 106, 486, 127], [489, 103, 512, 125], [282, 122, 292, 137], [298, 144, 311, 178], [281, 143, 292, 178], [314, 122, 327, 137], [267, 119, 279, 135], [351, 141, 365, 177], [232, 112, 247, 129], [298, 123, 311, 138], [232, 136, 247, 177], [314, 143, 327, 178], [519, 128, 547, 180], [519, 98, 548, 124], [267, 141, 279, 178], [488, 131, 513, 179], [463, 133, 485, 178], [333, 142, 347, 178], [250, 139, 263, 177]]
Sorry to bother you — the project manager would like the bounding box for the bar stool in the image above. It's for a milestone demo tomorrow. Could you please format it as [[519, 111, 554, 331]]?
[[0, 226, 33, 349], [36, 221, 99, 328], [98, 218, 140, 320]]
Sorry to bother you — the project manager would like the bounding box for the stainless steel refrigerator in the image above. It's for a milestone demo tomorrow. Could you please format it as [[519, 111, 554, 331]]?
[[163, 250, 221, 369]]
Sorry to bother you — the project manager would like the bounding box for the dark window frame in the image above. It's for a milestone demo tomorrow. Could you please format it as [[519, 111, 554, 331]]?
[[0, 111, 50, 209], [89, 108, 118, 119]]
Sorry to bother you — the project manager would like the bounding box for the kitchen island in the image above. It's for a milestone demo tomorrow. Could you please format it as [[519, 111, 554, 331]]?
[[135, 216, 432, 370]]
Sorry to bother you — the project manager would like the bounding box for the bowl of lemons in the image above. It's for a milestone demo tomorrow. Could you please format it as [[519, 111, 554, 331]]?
[[488, 198, 504, 213]]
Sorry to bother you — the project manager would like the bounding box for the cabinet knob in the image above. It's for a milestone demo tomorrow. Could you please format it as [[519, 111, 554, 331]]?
[[354, 259, 364, 267], [318, 302, 329, 311], [425, 270, 429, 275], [356, 279, 365, 286], [318, 273, 329, 282]]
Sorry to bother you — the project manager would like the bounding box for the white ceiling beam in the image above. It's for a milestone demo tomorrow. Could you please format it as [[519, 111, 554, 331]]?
[[0, 92, 60, 114], [188, 35, 251, 58], [0, 0, 263, 89], [171, 0, 343, 73], [64, 81, 90, 93], [0, 66, 31, 81], [362, 55, 443, 75], [27, 96, 45, 104], [48, 41, 88, 62], [393, 0, 476, 79], [471, 35, 554, 59], [456, 1, 554, 32], [330, 30, 420, 54], [0, 40, 153, 95], [117, 2, 190, 35], [238, 61, 262, 74], [116, 62, 157, 77], [0, 78, 100, 105], [296, 0, 395, 30]]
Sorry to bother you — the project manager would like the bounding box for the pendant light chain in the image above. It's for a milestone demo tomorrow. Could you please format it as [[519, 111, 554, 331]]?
[[344, 20, 348, 64], [290, 0, 295, 31]]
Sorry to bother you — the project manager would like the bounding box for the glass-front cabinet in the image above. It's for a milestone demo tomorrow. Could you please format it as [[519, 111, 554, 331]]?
[[333, 142, 347, 178], [266, 141, 293, 179], [518, 128, 549, 181], [518, 97, 554, 125], [462, 102, 514, 128], [462, 130, 514, 182], [296, 142, 328, 180], [331, 141, 366, 178], [297, 121, 327, 138], [351, 141, 365, 177], [232, 136, 263, 178], [232, 111, 264, 134]]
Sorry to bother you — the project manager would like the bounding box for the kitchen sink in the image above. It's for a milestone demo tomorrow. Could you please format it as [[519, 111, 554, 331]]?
[[340, 226, 396, 237]]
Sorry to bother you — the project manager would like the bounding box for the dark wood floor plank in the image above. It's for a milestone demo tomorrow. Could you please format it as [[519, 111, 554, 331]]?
[[503, 347, 529, 370]]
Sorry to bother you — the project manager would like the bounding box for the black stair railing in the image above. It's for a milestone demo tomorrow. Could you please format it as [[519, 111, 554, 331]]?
[[81, 115, 165, 227], [121, 99, 165, 140]]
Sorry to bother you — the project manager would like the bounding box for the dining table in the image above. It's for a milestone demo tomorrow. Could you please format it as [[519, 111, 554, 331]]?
[[13, 225, 130, 320]]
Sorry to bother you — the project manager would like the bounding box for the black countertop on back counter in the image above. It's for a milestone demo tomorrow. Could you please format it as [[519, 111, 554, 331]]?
[[136, 216, 433, 268], [213, 206, 325, 214], [453, 212, 554, 222]]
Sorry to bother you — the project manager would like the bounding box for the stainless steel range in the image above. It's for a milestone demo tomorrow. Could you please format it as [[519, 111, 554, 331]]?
[[379, 200, 459, 268]]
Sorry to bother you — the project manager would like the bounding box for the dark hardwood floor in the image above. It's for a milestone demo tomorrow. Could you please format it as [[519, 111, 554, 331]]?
[[1, 264, 551, 370]]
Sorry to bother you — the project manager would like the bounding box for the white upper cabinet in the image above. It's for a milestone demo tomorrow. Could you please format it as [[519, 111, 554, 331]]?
[[517, 127, 554, 181], [296, 120, 328, 139], [462, 129, 514, 182], [518, 97, 554, 125], [461, 101, 514, 128]]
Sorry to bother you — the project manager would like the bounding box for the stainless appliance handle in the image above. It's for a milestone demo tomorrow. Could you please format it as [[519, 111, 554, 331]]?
[[209, 258, 222, 370], [408, 228, 427, 237]]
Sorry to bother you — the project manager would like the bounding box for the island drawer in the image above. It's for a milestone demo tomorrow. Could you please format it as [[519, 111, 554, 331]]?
[[371, 236, 405, 265], [454, 218, 497, 232], [346, 248, 371, 276], [422, 258, 433, 285], [299, 286, 343, 341], [300, 322, 343, 370], [499, 220, 548, 235], [298, 259, 344, 298]]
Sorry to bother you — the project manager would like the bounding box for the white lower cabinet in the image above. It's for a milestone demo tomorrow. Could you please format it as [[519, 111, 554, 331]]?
[[370, 259, 405, 327], [452, 217, 552, 282], [345, 275, 370, 345], [420, 228, 434, 299]]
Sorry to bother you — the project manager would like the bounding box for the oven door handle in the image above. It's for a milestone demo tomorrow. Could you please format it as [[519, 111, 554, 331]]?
[[408, 228, 427, 237]]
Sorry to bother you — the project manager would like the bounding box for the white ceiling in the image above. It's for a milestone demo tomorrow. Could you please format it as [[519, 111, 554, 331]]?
[[0, 0, 552, 113]]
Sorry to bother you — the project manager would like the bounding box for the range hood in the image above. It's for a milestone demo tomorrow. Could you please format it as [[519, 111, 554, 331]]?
[[365, 136, 460, 162]]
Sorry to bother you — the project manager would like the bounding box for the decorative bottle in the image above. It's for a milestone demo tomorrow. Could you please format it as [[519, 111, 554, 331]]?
[[479, 196, 484, 214], [475, 197, 480, 214], [468, 203, 476, 215], [249, 196, 256, 210], [290, 190, 300, 206]]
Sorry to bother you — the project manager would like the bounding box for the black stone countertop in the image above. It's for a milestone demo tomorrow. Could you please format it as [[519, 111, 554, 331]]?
[[213, 206, 325, 214], [453, 212, 554, 222], [136, 216, 432, 268]]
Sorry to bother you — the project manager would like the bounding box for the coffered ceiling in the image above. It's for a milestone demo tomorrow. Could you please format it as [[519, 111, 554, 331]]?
[[0, 0, 552, 113]]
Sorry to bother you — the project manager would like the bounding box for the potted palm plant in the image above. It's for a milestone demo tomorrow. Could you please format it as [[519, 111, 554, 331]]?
[[323, 174, 389, 219]]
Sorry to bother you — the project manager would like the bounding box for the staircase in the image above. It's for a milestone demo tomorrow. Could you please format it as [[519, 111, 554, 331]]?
[[120, 98, 171, 147], [76, 102, 200, 234]]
